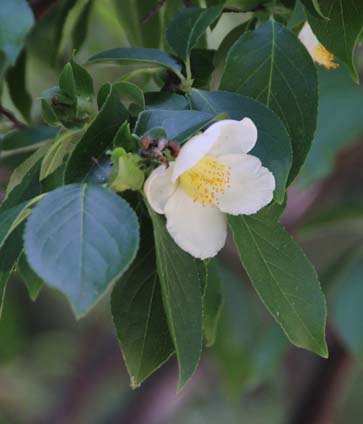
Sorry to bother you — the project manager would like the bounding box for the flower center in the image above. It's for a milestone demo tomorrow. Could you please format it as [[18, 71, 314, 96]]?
[[313, 44, 339, 69], [179, 156, 231, 206]]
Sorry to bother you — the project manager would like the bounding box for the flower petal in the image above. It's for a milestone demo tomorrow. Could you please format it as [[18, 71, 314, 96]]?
[[164, 187, 227, 259], [144, 165, 177, 214], [298, 22, 318, 56], [217, 154, 275, 215], [172, 131, 218, 182], [172, 118, 257, 182], [207, 118, 258, 157]]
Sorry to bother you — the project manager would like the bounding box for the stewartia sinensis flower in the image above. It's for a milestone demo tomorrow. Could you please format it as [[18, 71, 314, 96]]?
[[298, 22, 338, 70], [144, 118, 275, 259]]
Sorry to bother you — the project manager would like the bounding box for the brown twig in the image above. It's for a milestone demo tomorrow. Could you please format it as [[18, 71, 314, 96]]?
[[142, 0, 167, 23], [0, 105, 26, 129]]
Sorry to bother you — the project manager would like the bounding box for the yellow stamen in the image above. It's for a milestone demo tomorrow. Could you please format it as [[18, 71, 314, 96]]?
[[179, 156, 231, 206], [313, 44, 339, 69]]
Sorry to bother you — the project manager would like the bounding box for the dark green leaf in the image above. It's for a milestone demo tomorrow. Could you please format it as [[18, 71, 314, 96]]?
[[203, 260, 223, 347], [88, 48, 183, 78], [229, 212, 328, 357], [24, 184, 140, 317], [307, 0, 363, 82], [17, 252, 43, 301], [148, 208, 203, 390], [166, 6, 224, 62], [134, 109, 214, 143], [111, 222, 174, 388], [189, 90, 292, 203], [0, 224, 25, 317], [113, 81, 145, 116], [64, 83, 128, 183], [145, 92, 190, 111], [221, 19, 318, 182], [190, 49, 215, 88], [6, 50, 32, 122], [1, 126, 57, 152]]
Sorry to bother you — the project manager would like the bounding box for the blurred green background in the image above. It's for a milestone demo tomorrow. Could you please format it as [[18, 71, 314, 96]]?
[[1, 1, 363, 423]]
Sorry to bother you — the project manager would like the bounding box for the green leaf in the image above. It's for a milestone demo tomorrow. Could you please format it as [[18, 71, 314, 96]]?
[[40, 130, 81, 181], [221, 19, 318, 182], [64, 83, 128, 183], [134, 109, 214, 143], [300, 67, 363, 187], [0, 199, 37, 249], [306, 0, 363, 83], [189, 90, 292, 203], [331, 257, 363, 359], [24, 184, 140, 317], [0, 224, 25, 317], [6, 50, 32, 122], [0, 0, 34, 77], [203, 260, 223, 347], [113, 81, 145, 116], [228, 213, 328, 357], [148, 208, 203, 390], [112, 0, 162, 48], [111, 222, 174, 388], [166, 6, 224, 62], [1, 126, 57, 153], [88, 48, 183, 79], [17, 252, 43, 301], [2, 144, 50, 209], [145, 92, 190, 111]]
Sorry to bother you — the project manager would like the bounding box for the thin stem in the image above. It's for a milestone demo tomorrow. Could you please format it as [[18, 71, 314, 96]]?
[[0, 105, 26, 129]]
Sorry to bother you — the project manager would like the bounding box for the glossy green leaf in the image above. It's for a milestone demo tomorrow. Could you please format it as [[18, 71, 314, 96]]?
[[300, 67, 363, 187], [134, 109, 215, 143], [24, 184, 140, 317], [0, 0, 34, 77], [221, 19, 318, 182], [189, 90, 292, 203], [307, 0, 363, 82], [166, 6, 224, 62], [331, 257, 363, 359], [64, 83, 128, 183], [17, 252, 43, 301], [145, 92, 190, 111], [149, 208, 203, 390], [88, 48, 183, 78], [203, 260, 223, 347], [111, 223, 174, 388], [229, 213, 328, 357]]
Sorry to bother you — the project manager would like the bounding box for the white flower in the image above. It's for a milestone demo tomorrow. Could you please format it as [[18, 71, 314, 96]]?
[[144, 118, 275, 259], [298, 22, 338, 69]]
